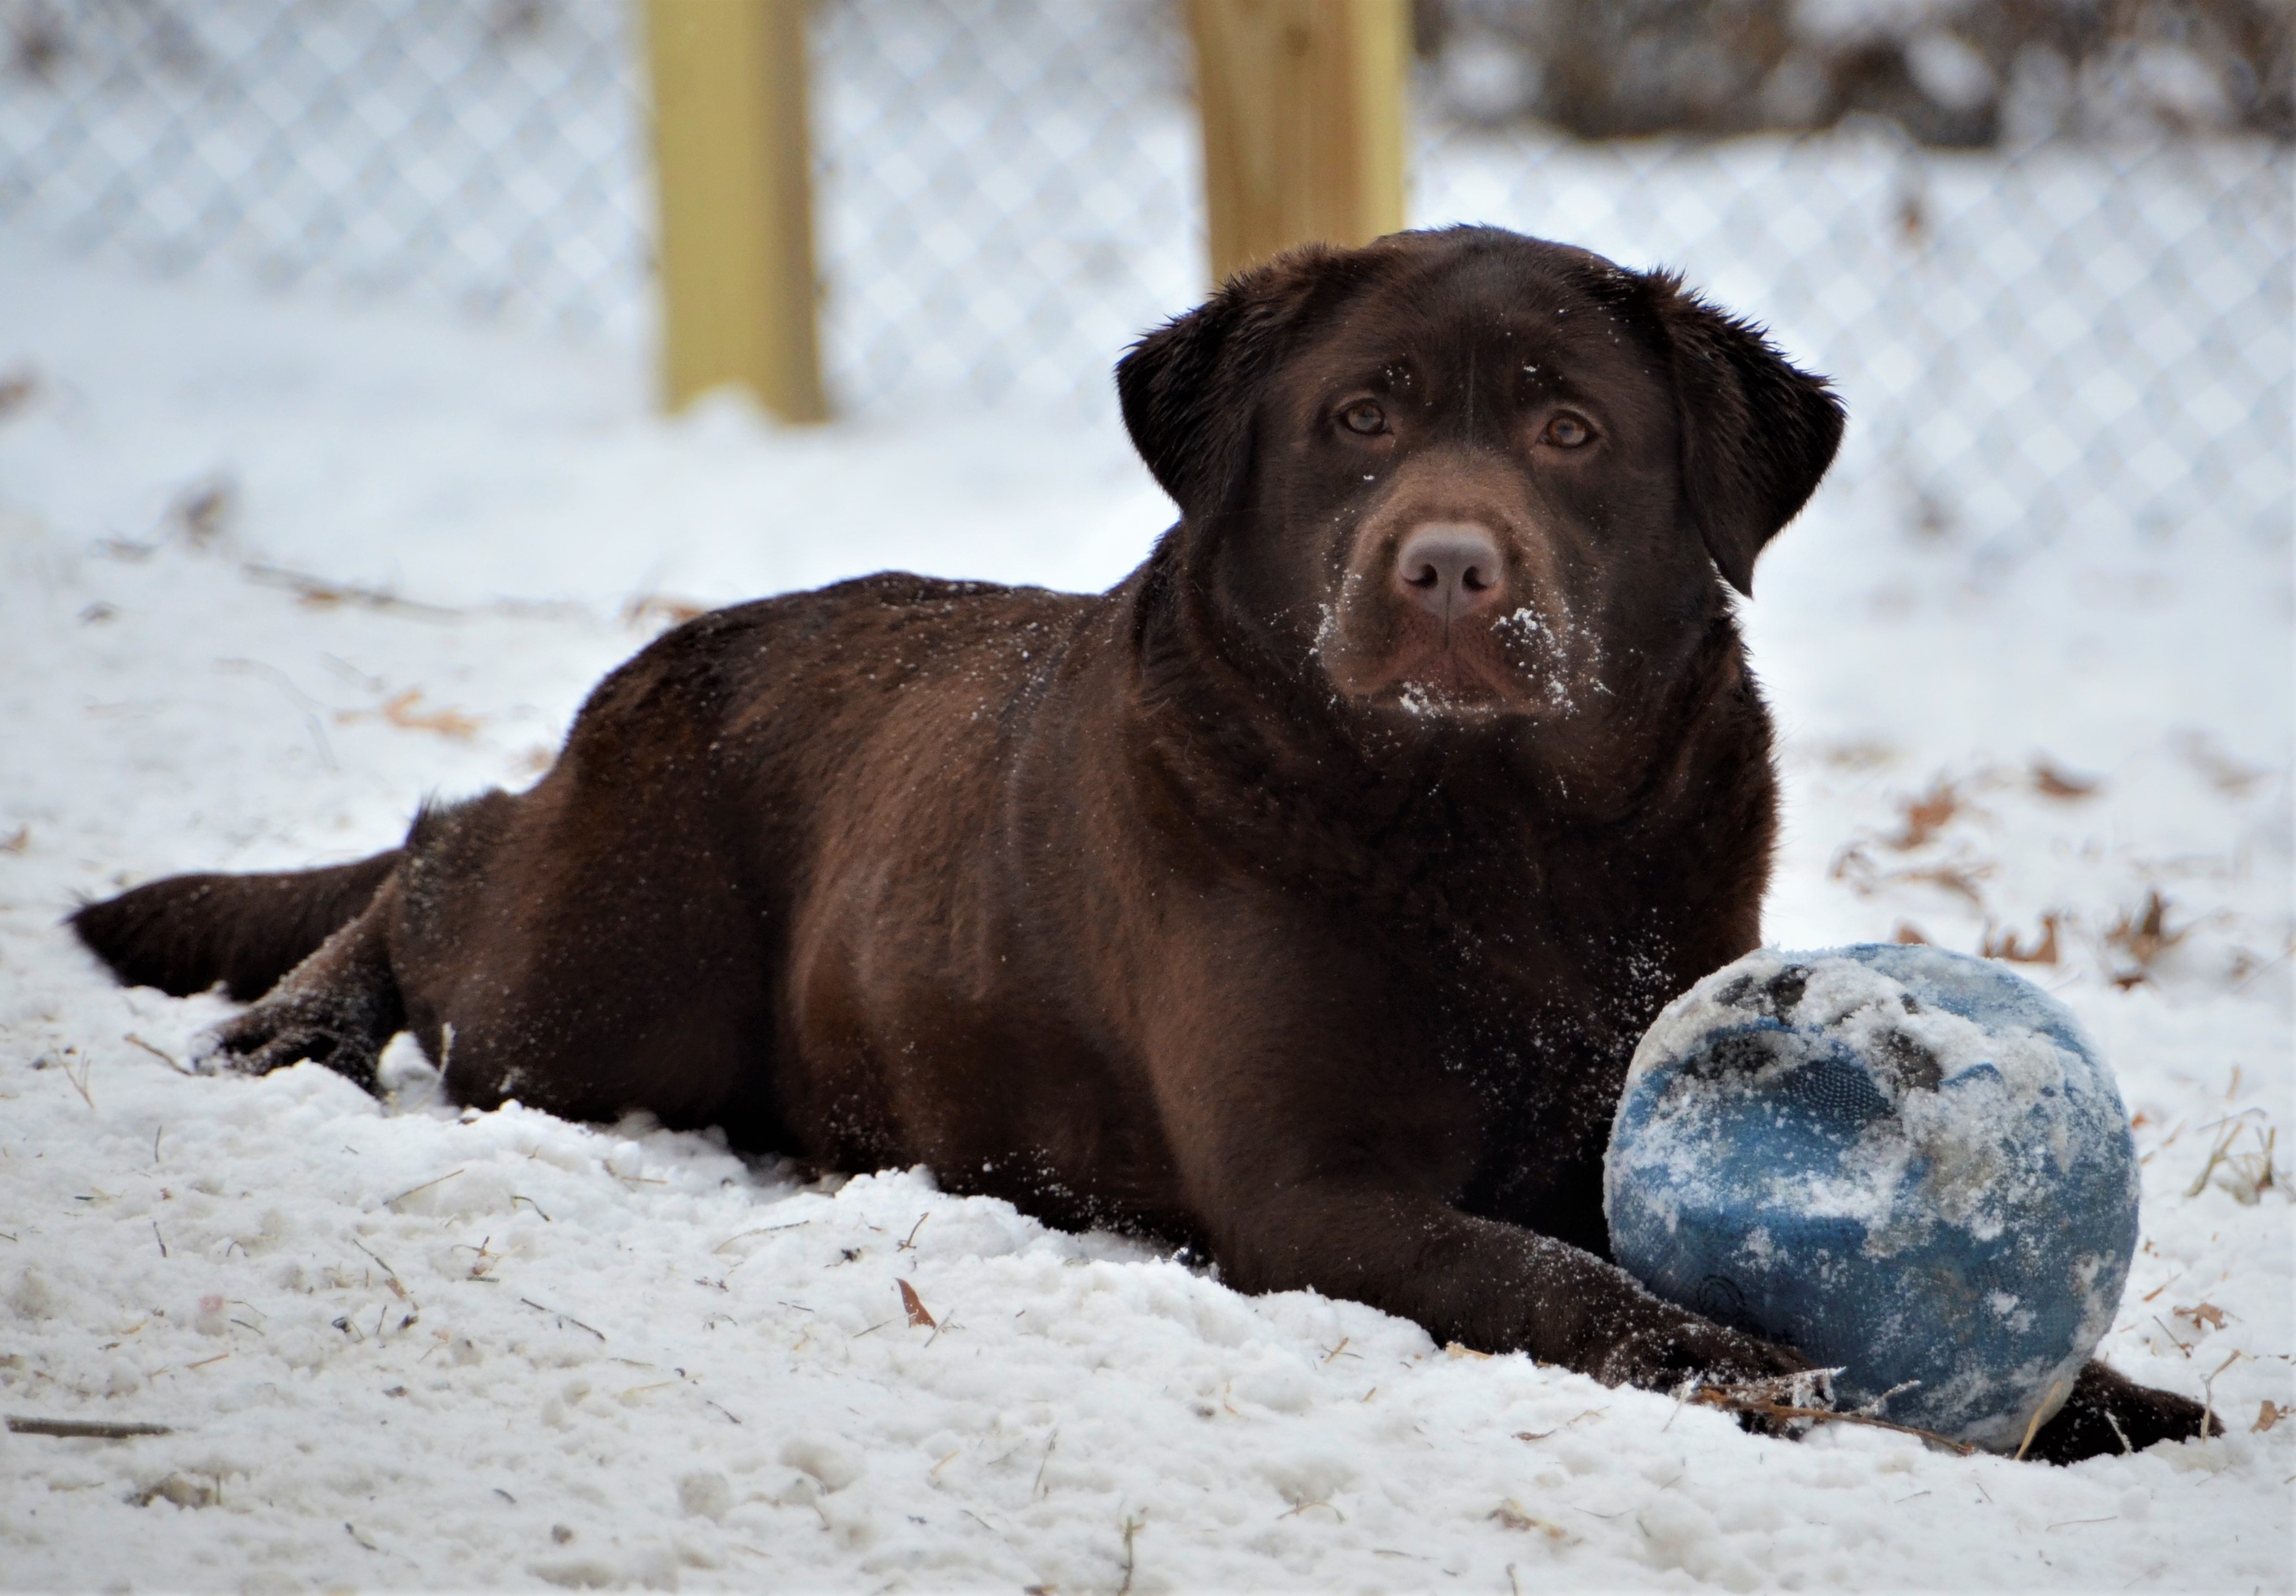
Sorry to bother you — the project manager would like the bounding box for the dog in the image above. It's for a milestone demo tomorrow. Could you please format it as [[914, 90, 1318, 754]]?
[[73, 226, 2207, 1461]]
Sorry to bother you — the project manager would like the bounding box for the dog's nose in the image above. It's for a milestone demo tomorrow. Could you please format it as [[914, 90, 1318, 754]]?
[[1393, 523, 1505, 622]]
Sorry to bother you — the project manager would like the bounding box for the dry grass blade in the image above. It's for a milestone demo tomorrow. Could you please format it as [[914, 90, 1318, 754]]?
[[242, 561, 461, 621], [124, 1033, 192, 1074], [2186, 1111, 2273, 1201], [1117, 1509, 1146, 1595], [56, 1050, 95, 1112], [382, 1169, 465, 1210], [2013, 1381, 2065, 1461], [2200, 1349, 2242, 1441], [519, 1298, 605, 1341], [1692, 1381, 1977, 1456]]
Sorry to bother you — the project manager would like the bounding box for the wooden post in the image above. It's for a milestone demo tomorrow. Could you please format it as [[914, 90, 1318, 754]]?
[[643, 0, 827, 421], [1187, 0, 1410, 287]]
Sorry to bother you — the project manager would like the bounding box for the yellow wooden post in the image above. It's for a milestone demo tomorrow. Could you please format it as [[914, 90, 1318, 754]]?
[[643, 0, 827, 421], [1186, 0, 1410, 286]]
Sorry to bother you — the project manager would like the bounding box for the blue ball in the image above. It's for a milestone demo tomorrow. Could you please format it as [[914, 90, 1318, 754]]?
[[1605, 943, 2138, 1450]]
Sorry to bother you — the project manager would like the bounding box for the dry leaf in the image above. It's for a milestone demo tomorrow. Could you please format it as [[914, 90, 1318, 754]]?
[[0, 366, 39, 418], [897, 1278, 935, 1330], [2255, 1401, 2288, 1433], [2172, 1302, 2229, 1332], [622, 594, 708, 629], [338, 688, 480, 741], [1490, 1501, 1570, 1540], [1889, 781, 1959, 850], [2172, 730, 2270, 797], [2031, 758, 2102, 800], [2107, 889, 2185, 976], [1982, 913, 2060, 965]]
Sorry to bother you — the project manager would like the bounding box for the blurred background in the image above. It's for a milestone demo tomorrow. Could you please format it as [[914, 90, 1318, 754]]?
[[1, 0, 2286, 569]]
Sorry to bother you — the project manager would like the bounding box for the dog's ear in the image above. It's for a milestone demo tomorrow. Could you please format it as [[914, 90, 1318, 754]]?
[[1642, 274, 1844, 596], [1117, 247, 1336, 521]]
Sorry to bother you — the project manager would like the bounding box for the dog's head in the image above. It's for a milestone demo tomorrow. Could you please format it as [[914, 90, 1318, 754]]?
[[1119, 228, 1841, 762]]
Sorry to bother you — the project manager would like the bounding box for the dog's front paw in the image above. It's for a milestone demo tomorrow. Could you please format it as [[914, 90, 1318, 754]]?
[[202, 1002, 381, 1092], [2024, 1359, 2220, 1464], [1596, 1313, 1812, 1426]]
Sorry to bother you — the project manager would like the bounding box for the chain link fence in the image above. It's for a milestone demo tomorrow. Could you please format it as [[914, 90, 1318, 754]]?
[[1, 0, 2287, 557], [0, 0, 651, 337]]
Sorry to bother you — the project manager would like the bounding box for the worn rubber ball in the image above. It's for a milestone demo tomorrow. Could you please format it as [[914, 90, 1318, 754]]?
[[1605, 943, 2139, 1451]]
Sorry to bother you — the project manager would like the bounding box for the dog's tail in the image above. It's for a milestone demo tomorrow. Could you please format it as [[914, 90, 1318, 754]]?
[[69, 849, 403, 1001]]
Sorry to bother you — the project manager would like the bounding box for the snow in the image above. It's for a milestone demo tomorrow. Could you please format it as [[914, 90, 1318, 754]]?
[[0, 224, 2290, 1589]]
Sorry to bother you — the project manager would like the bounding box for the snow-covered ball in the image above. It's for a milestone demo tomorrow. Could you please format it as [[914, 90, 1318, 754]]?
[[1604, 944, 2138, 1451]]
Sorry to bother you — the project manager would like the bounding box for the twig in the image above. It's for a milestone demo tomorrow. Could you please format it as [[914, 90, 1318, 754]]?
[[1033, 1428, 1059, 1499], [349, 1237, 407, 1297], [126, 1033, 191, 1075], [6, 1415, 172, 1438], [54, 1051, 94, 1111], [241, 561, 461, 621], [382, 1169, 464, 1209], [712, 1220, 812, 1252], [1117, 1510, 1146, 1595], [152, 1221, 167, 1258], [1692, 1387, 1976, 1456], [519, 1298, 604, 1341], [2202, 1349, 2242, 1442], [510, 1193, 552, 1222]]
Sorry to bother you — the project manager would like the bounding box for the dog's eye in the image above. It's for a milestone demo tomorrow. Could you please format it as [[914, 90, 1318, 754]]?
[[1543, 413, 1593, 448], [1340, 401, 1387, 436], [1543, 411, 1598, 450]]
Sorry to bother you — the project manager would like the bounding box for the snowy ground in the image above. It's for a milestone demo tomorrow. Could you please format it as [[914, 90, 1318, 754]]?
[[0, 234, 2290, 1592]]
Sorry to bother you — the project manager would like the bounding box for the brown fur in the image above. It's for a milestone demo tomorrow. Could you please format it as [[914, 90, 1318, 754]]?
[[73, 228, 2207, 1459]]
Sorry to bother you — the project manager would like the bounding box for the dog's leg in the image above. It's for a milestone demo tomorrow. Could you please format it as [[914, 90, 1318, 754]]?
[[2022, 1359, 2218, 1464], [204, 874, 405, 1093], [1137, 911, 1809, 1400]]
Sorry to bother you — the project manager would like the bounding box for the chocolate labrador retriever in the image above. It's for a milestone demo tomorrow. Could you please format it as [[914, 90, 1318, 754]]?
[[74, 227, 2205, 1461]]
